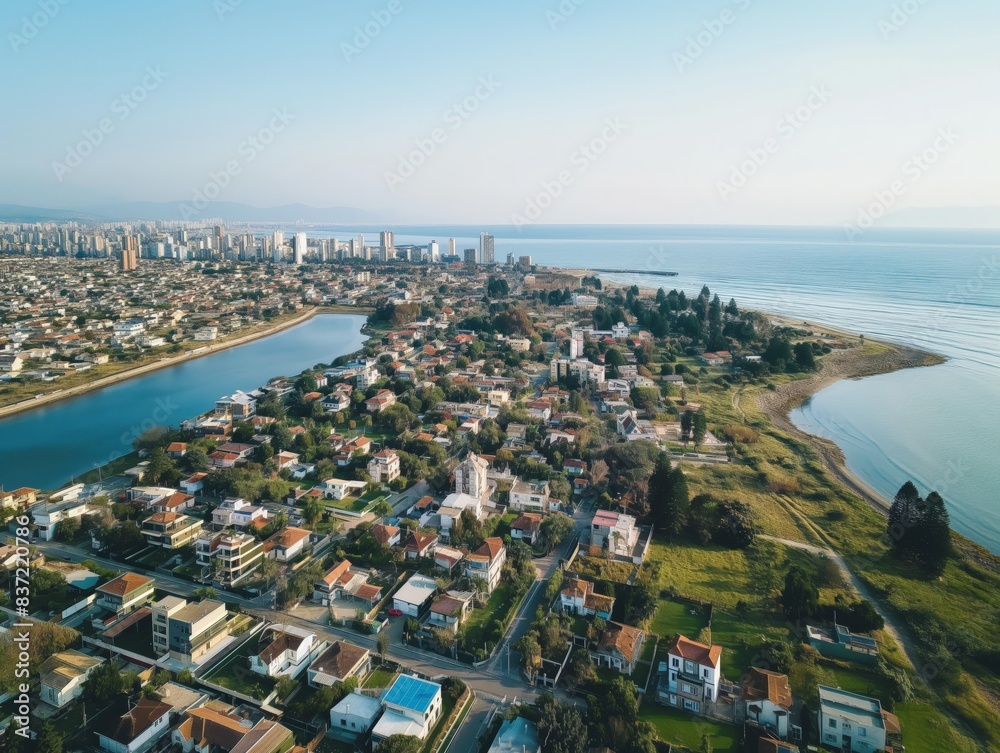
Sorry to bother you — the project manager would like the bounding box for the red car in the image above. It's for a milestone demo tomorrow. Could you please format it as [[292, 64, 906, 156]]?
[[387, 608, 403, 617]]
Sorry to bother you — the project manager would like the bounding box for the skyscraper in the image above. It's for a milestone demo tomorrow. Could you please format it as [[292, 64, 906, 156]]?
[[121, 235, 138, 271], [448, 238, 457, 257], [480, 233, 495, 264], [464, 248, 477, 265], [380, 231, 395, 261], [427, 240, 439, 262], [273, 230, 284, 248], [294, 232, 307, 264]]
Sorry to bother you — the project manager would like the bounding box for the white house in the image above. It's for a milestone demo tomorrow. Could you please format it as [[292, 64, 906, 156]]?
[[818, 686, 899, 753], [249, 624, 317, 678], [316, 478, 368, 501], [371, 675, 443, 743], [264, 526, 311, 562], [330, 691, 383, 738], [368, 450, 401, 484], [592, 621, 646, 676], [39, 650, 103, 708], [743, 668, 794, 741], [96, 696, 172, 753], [509, 479, 560, 514], [559, 576, 615, 620], [212, 497, 268, 527], [591, 509, 639, 558], [660, 634, 723, 714], [509, 512, 542, 545], [392, 573, 438, 617], [96, 573, 155, 616], [463, 537, 506, 594]]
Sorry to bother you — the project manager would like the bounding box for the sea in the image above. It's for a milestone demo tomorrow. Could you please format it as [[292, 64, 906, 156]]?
[[309, 224, 1000, 553]]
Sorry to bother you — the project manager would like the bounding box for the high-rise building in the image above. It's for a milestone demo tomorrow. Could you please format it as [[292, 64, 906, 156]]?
[[380, 231, 395, 261], [518, 256, 533, 269], [294, 232, 307, 264], [570, 329, 584, 360], [427, 240, 439, 262], [273, 231, 284, 248], [464, 248, 477, 265], [272, 241, 284, 264], [506, 252, 515, 266], [121, 235, 139, 271], [479, 233, 495, 264], [448, 238, 457, 257]]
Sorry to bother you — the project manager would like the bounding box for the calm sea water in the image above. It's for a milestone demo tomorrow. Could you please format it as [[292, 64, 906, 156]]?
[[0, 314, 368, 492], [314, 224, 1000, 552]]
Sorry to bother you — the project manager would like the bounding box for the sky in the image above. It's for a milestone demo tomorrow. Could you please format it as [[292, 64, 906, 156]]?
[[2, 0, 999, 225]]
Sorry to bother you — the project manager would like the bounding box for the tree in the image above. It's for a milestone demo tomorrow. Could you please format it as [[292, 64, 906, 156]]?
[[692, 411, 707, 449], [781, 565, 819, 620], [54, 516, 81, 542], [537, 693, 589, 753], [794, 342, 816, 370], [99, 520, 144, 557], [376, 735, 422, 753], [36, 723, 64, 753], [303, 495, 325, 525], [888, 480, 921, 558], [84, 661, 123, 704], [700, 734, 713, 753], [540, 512, 574, 552], [377, 629, 390, 659], [915, 491, 952, 577], [713, 499, 757, 549], [194, 586, 217, 600]]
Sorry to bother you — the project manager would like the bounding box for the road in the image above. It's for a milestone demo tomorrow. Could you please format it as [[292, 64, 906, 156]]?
[[759, 535, 918, 668], [444, 695, 490, 753]]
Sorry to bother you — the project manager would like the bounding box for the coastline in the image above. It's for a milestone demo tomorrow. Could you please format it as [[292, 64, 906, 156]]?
[[0, 305, 371, 422]]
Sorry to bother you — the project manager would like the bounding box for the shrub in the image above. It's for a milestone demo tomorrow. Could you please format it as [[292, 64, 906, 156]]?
[[722, 424, 759, 444]]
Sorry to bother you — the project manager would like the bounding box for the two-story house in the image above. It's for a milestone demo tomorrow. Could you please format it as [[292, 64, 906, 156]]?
[[428, 591, 474, 633], [818, 686, 900, 753], [371, 675, 443, 743], [249, 624, 317, 678], [660, 634, 723, 714], [151, 597, 230, 666], [263, 526, 312, 562], [559, 576, 615, 620], [590, 509, 640, 559], [368, 450, 401, 485], [742, 667, 794, 741], [509, 479, 560, 514], [308, 641, 371, 688], [463, 537, 506, 594], [96, 573, 155, 617], [592, 621, 646, 676], [140, 512, 203, 549]]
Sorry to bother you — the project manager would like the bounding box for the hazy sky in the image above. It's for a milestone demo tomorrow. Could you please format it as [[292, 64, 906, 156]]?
[[3, 0, 998, 225]]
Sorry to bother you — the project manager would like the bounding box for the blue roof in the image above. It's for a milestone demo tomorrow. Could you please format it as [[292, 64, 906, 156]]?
[[381, 675, 440, 714]]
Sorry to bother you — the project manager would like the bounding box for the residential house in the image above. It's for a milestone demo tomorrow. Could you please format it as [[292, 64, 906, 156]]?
[[371, 522, 401, 547], [308, 641, 371, 687], [428, 591, 474, 633], [402, 531, 438, 560], [464, 537, 506, 593], [806, 621, 880, 666], [818, 685, 900, 753], [264, 526, 312, 562], [486, 717, 541, 753], [433, 545, 464, 574], [95, 696, 172, 753], [151, 597, 230, 665], [368, 450, 401, 484], [510, 512, 542, 545], [141, 512, 203, 549], [249, 624, 317, 678], [196, 531, 264, 585], [96, 573, 155, 616], [180, 473, 207, 494], [275, 450, 300, 470], [0, 487, 38, 509], [312, 559, 382, 606], [316, 477, 368, 500], [321, 392, 351, 413], [38, 650, 103, 708], [365, 389, 397, 413], [371, 675, 443, 743], [150, 491, 195, 514], [172, 706, 293, 753], [211, 497, 269, 528], [591, 510, 640, 558], [392, 573, 438, 617], [509, 479, 560, 514], [330, 691, 383, 739], [559, 576, 615, 619], [215, 390, 257, 419], [591, 622, 645, 676], [563, 458, 587, 476], [30, 498, 93, 541], [659, 634, 723, 714], [743, 667, 794, 741]]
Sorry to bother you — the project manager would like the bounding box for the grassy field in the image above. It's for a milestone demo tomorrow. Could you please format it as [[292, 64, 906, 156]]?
[[649, 598, 710, 642], [460, 582, 520, 650], [651, 360, 1000, 750], [572, 555, 634, 584], [329, 489, 389, 513], [362, 667, 396, 688], [639, 703, 739, 752], [202, 639, 275, 699]]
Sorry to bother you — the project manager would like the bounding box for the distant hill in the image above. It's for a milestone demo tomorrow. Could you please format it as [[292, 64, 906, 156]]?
[[884, 206, 1000, 229], [0, 201, 380, 225]]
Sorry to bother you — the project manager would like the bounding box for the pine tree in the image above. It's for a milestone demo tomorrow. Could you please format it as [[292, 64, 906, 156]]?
[[647, 454, 675, 537], [663, 468, 690, 542], [916, 492, 952, 577], [888, 481, 922, 559]]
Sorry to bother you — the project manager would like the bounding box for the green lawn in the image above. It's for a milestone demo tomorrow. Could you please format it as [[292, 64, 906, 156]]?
[[460, 582, 520, 650], [329, 489, 389, 513], [894, 699, 978, 753], [362, 667, 396, 688], [649, 599, 709, 642], [640, 703, 739, 752], [202, 639, 276, 699], [572, 556, 634, 584]]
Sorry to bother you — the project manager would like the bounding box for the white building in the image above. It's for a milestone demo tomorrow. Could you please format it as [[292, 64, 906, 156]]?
[[368, 450, 400, 484], [463, 537, 506, 593], [294, 232, 307, 264], [818, 685, 898, 753], [742, 668, 794, 741], [371, 675, 443, 743], [211, 497, 268, 527], [392, 573, 438, 617], [509, 479, 560, 514], [660, 634, 722, 714], [249, 624, 317, 678], [39, 650, 103, 708], [330, 691, 383, 738], [316, 478, 368, 500], [591, 509, 639, 558]]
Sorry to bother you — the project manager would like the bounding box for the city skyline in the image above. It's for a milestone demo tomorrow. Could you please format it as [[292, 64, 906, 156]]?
[[4, 0, 999, 227]]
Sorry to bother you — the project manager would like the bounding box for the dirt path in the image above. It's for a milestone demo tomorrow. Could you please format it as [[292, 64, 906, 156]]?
[[760, 534, 919, 669]]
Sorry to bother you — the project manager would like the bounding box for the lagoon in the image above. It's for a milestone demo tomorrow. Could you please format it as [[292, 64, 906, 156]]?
[[0, 313, 368, 491]]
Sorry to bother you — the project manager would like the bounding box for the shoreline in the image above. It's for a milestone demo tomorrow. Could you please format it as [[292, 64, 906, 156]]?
[[0, 305, 371, 422]]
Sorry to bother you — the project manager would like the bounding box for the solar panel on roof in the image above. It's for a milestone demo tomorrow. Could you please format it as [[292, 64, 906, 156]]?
[[382, 675, 438, 713]]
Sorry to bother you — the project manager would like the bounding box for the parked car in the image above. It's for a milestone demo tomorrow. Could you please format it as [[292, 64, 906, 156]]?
[[387, 608, 403, 617]]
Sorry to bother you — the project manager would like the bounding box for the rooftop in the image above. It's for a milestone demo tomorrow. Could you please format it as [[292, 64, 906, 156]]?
[[382, 674, 441, 714]]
